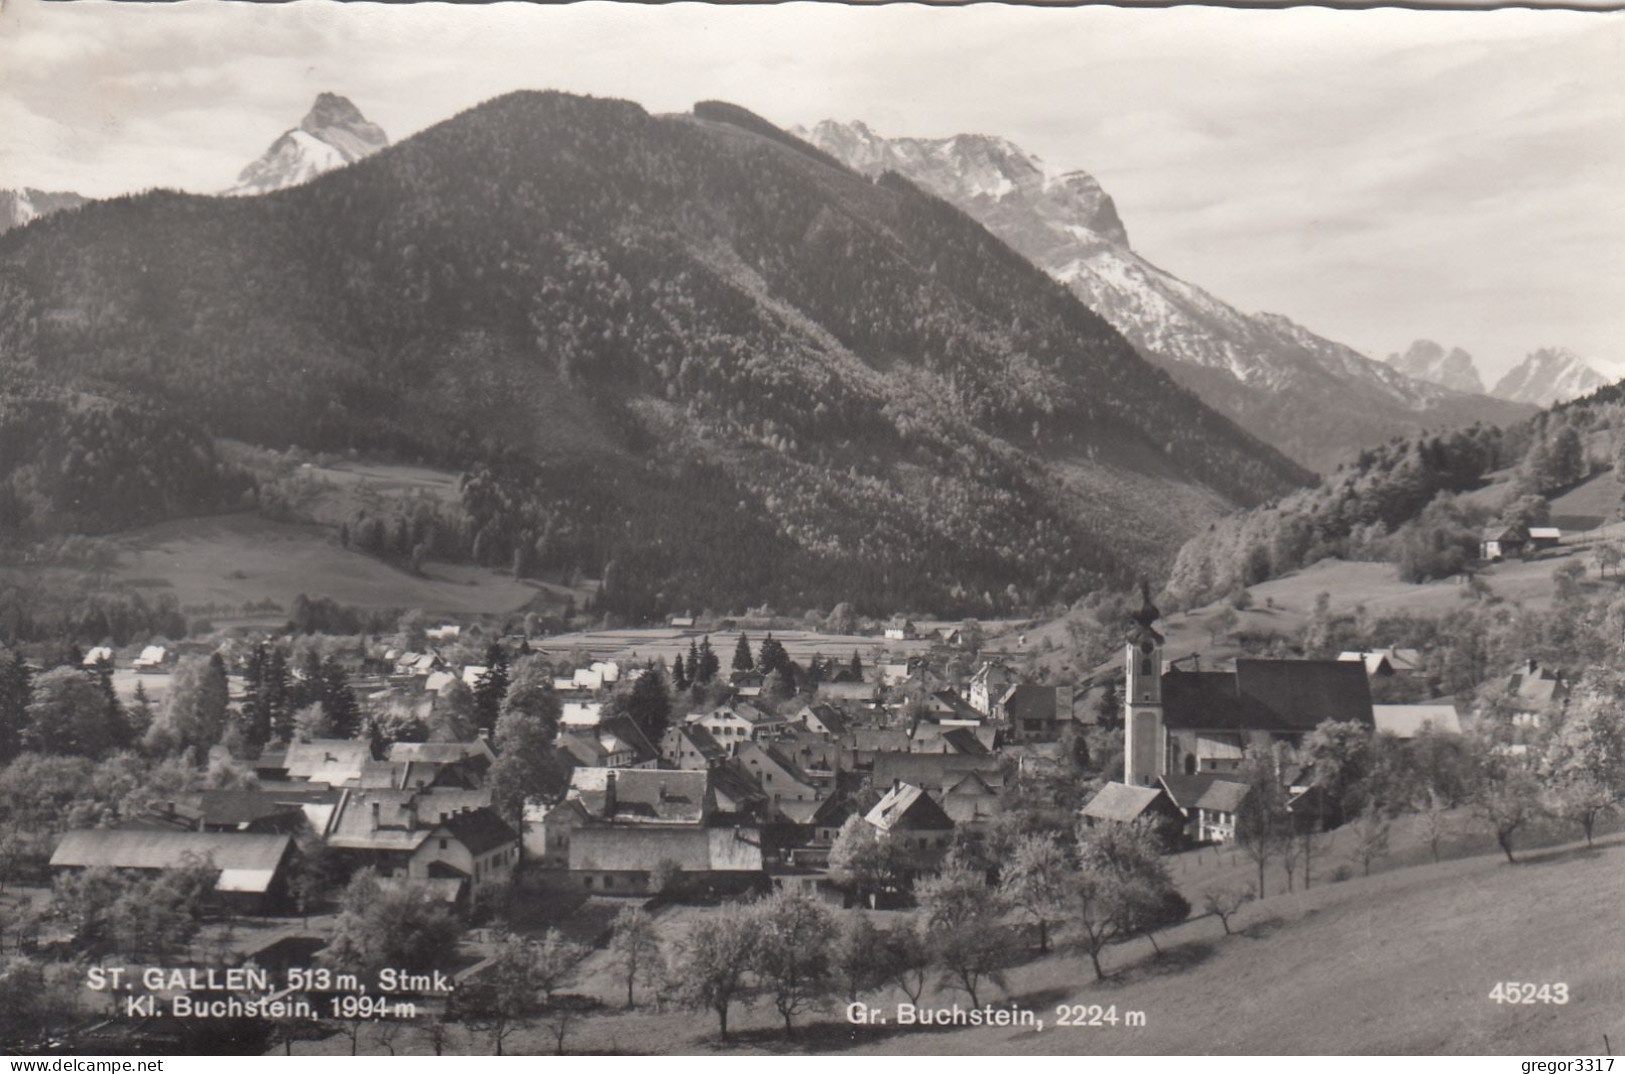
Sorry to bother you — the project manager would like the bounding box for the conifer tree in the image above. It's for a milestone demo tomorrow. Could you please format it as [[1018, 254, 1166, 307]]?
[[732, 633, 754, 674]]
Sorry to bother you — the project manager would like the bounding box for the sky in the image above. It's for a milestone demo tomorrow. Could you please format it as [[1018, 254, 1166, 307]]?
[[1, 0, 1621, 382]]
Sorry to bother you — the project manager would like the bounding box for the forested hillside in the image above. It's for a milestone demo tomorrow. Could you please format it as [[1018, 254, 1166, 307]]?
[[0, 92, 1309, 616]]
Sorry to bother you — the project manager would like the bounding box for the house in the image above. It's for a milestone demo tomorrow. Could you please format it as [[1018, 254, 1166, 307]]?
[[134, 645, 170, 672], [82, 646, 113, 668], [843, 727, 912, 769], [818, 680, 877, 705], [423, 670, 458, 694], [909, 721, 996, 756], [1528, 527, 1562, 552], [796, 704, 848, 738], [321, 790, 519, 890], [1080, 782, 1185, 842], [568, 768, 714, 827], [1502, 659, 1567, 727], [734, 741, 822, 817], [1481, 523, 1530, 562], [877, 663, 912, 688], [1157, 773, 1251, 844], [967, 662, 1012, 716], [386, 739, 496, 768], [863, 781, 955, 865], [669, 616, 696, 628], [687, 703, 787, 745], [995, 684, 1072, 742], [522, 797, 594, 868], [1338, 647, 1424, 677], [661, 723, 727, 770], [567, 827, 765, 895], [559, 715, 660, 770], [279, 740, 376, 786], [50, 829, 297, 913], [1371, 703, 1463, 739], [870, 752, 1002, 829], [710, 761, 771, 821], [425, 625, 462, 643], [920, 689, 982, 722]]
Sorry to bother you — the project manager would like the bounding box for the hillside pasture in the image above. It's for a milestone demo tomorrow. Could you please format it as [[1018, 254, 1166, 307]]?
[[89, 513, 549, 624]]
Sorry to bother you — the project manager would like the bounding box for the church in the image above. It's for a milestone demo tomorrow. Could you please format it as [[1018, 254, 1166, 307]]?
[[1123, 588, 1375, 786]]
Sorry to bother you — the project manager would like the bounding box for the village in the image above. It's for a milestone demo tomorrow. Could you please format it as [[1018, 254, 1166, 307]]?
[[2, 511, 1620, 1055]]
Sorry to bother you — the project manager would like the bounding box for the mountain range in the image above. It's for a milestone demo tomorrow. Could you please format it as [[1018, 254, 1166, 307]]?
[[798, 120, 1535, 473], [1386, 339, 1610, 407], [0, 93, 1311, 616]]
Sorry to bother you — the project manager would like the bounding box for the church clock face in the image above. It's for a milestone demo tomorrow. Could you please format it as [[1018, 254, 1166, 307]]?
[[1139, 639, 1156, 656]]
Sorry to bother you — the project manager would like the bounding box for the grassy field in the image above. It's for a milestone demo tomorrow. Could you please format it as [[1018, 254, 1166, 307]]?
[[286, 823, 1624, 1056], [83, 513, 554, 624]]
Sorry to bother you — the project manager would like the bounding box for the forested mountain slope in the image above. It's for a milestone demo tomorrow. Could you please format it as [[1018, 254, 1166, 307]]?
[[0, 92, 1309, 616]]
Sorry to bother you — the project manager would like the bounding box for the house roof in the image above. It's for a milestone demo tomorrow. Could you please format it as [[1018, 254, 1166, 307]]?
[[711, 762, 769, 811], [51, 829, 291, 891], [1372, 703, 1463, 738], [911, 723, 994, 756], [1081, 782, 1167, 823], [998, 683, 1068, 721], [387, 740, 495, 765], [1158, 773, 1250, 813], [871, 751, 1003, 796], [567, 826, 763, 873], [569, 768, 710, 825], [1162, 660, 1373, 733], [865, 781, 955, 832], [1529, 527, 1562, 540], [283, 740, 375, 785], [171, 790, 308, 829], [663, 722, 726, 762], [437, 809, 519, 857], [799, 704, 848, 736]]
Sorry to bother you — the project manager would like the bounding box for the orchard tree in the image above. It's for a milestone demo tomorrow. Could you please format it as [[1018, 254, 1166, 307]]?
[[750, 890, 838, 1038], [998, 832, 1070, 953], [675, 907, 760, 1042], [607, 906, 662, 1009], [916, 859, 1010, 1007]]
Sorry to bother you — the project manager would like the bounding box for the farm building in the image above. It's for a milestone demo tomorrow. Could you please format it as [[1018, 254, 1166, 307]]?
[[1158, 774, 1251, 844], [50, 829, 297, 913], [1080, 781, 1185, 840]]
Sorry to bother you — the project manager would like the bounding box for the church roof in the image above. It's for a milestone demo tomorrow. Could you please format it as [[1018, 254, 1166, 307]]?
[[1162, 659, 1373, 733]]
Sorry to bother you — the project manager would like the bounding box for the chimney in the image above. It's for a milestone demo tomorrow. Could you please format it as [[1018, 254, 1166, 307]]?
[[370, 801, 380, 830], [406, 797, 419, 831], [891, 778, 901, 795], [603, 770, 617, 819]]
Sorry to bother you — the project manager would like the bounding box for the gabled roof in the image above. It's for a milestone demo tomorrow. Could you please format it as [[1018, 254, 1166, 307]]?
[[436, 809, 519, 857], [51, 829, 291, 891], [998, 683, 1069, 721], [1158, 773, 1250, 813], [736, 741, 818, 790], [387, 740, 496, 765], [865, 781, 955, 833], [799, 704, 848, 736], [910, 723, 994, 756], [569, 825, 764, 873], [1528, 527, 1562, 540], [871, 751, 1003, 796], [1372, 703, 1463, 738], [569, 768, 711, 825], [663, 722, 726, 762], [1081, 782, 1167, 823], [1162, 660, 1373, 733], [283, 740, 375, 785]]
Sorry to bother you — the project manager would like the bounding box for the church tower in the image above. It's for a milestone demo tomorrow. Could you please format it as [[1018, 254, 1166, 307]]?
[[1123, 580, 1165, 787]]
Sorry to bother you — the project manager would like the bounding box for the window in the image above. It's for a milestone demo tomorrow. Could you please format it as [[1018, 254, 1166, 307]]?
[[584, 877, 593, 889], [439, 838, 448, 850], [605, 875, 614, 889]]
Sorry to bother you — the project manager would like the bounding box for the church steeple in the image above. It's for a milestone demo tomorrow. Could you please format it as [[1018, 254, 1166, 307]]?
[[1124, 578, 1165, 787]]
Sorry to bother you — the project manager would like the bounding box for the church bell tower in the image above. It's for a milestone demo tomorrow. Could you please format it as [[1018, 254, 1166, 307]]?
[[1123, 580, 1165, 787]]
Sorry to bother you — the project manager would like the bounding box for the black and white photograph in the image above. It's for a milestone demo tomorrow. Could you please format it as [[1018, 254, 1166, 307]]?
[[0, 0, 1621, 1058]]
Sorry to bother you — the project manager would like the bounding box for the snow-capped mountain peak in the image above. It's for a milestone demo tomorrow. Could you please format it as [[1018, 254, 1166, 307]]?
[[1385, 340, 1485, 395], [800, 117, 1532, 472], [226, 93, 388, 196], [1491, 347, 1611, 406]]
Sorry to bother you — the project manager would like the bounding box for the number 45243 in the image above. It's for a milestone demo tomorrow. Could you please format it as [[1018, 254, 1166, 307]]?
[[1489, 982, 1569, 1004]]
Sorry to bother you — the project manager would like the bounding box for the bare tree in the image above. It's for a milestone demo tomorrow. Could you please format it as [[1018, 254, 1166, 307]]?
[[1201, 885, 1255, 936], [1352, 808, 1390, 876], [607, 907, 661, 1009]]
